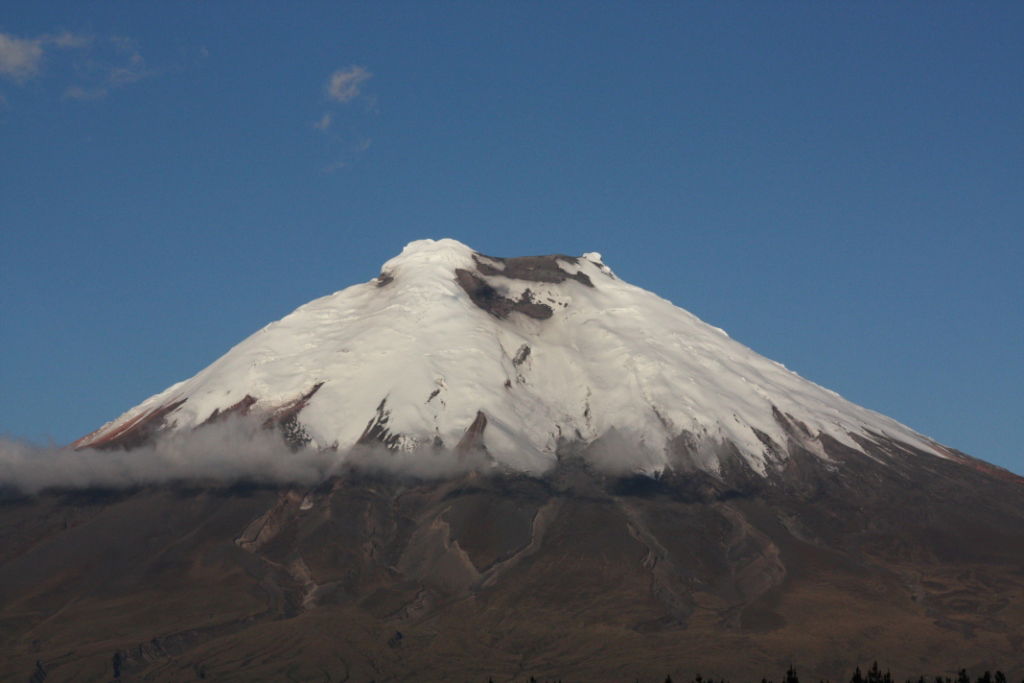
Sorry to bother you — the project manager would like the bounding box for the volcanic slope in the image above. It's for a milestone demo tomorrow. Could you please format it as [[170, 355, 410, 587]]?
[[75, 238, 948, 478], [2, 458, 1023, 682]]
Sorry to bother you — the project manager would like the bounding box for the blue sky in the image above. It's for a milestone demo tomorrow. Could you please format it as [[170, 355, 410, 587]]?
[[1, 2, 1021, 474]]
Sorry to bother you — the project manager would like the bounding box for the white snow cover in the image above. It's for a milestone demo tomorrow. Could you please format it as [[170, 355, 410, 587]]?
[[79, 238, 947, 474]]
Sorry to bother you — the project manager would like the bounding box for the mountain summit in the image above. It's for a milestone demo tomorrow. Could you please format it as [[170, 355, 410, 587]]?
[[76, 238, 948, 475]]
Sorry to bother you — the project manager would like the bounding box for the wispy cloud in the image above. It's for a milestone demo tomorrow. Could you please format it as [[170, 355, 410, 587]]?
[[0, 29, 149, 101], [62, 84, 107, 101], [313, 66, 375, 171], [324, 137, 372, 173], [327, 65, 371, 103], [0, 30, 94, 82], [313, 112, 333, 131], [0, 33, 45, 82], [72, 35, 151, 98], [107, 53, 149, 86], [49, 31, 92, 49]]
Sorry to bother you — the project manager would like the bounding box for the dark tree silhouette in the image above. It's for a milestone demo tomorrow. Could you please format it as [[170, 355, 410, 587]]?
[[476, 663, 1018, 683]]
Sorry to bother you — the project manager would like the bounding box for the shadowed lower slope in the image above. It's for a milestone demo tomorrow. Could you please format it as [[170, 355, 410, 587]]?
[[1, 438, 1023, 682]]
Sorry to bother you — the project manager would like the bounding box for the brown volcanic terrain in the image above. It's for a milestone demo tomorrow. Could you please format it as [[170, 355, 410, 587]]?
[[1, 434, 1023, 682]]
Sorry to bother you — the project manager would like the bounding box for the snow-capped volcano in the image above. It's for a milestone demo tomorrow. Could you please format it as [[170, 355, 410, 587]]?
[[75, 238, 949, 474], [31, 241, 1024, 683]]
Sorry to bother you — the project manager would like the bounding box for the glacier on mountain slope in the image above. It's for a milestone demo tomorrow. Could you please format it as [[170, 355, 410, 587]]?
[[77, 238, 945, 475]]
